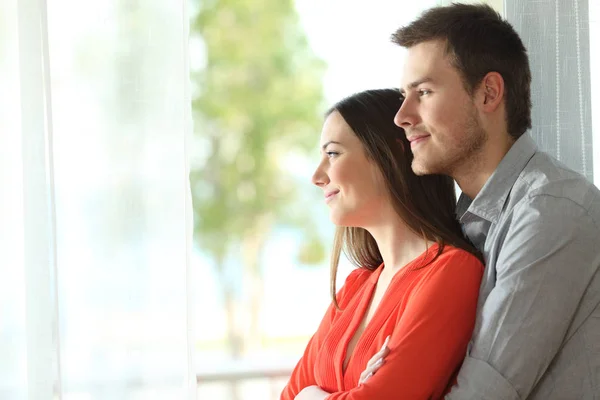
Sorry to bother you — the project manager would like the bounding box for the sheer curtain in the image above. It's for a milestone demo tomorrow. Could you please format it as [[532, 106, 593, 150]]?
[[505, 0, 594, 183], [590, 0, 600, 187], [0, 0, 196, 399]]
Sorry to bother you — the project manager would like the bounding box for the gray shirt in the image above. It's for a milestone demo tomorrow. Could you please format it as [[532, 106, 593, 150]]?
[[447, 134, 600, 399]]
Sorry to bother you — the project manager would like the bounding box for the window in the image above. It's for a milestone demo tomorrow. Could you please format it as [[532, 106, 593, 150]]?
[[190, 1, 438, 399]]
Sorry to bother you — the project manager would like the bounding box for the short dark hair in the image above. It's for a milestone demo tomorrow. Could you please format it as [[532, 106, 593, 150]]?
[[326, 89, 481, 308], [392, 3, 532, 139]]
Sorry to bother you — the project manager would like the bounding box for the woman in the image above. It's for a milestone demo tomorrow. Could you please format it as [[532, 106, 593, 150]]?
[[280, 89, 483, 400]]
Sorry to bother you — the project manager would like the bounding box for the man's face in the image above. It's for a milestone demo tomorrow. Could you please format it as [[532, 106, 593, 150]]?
[[394, 40, 487, 177]]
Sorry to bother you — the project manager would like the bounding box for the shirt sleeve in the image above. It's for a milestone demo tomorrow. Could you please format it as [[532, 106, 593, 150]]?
[[280, 268, 365, 400], [447, 195, 600, 399], [324, 250, 483, 400]]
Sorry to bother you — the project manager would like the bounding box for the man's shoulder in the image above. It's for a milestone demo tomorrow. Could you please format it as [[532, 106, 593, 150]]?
[[510, 150, 600, 217]]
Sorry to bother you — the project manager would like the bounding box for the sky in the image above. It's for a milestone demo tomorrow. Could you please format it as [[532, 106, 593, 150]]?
[[294, 0, 438, 105]]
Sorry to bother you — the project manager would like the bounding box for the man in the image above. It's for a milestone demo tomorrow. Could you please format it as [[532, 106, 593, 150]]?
[[391, 3, 600, 399]]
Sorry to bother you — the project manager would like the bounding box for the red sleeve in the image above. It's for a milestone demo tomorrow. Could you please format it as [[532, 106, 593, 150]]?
[[280, 268, 367, 400], [326, 251, 483, 400]]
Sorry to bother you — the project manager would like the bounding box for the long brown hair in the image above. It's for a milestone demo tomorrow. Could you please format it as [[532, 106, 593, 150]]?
[[327, 88, 480, 308]]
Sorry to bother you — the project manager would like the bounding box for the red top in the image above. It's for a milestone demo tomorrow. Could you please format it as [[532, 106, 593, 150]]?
[[280, 244, 483, 400]]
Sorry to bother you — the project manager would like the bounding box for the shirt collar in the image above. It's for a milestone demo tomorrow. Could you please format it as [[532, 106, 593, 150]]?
[[457, 134, 538, 223]]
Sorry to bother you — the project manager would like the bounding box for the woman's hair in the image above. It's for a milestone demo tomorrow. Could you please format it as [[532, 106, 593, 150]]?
[[327, 88, 481, 308]]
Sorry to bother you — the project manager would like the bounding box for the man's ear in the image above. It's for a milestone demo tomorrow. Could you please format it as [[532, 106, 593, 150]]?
[[476, 72, 504, 113]]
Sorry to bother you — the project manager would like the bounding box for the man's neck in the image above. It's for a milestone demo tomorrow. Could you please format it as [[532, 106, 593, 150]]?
[[455, 134, 515, 199]]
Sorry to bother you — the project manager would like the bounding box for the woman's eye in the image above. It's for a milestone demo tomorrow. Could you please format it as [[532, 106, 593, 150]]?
[[326, 151, 339, 158]]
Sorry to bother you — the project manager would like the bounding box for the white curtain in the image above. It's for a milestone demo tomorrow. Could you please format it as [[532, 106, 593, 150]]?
[[0, 0, 196, 399], [590, 0, 600, 187], [506, 0, 594, 182]]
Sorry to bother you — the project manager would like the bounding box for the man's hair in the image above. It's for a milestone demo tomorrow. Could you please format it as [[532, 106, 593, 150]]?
[[392, 3, 532, 139]]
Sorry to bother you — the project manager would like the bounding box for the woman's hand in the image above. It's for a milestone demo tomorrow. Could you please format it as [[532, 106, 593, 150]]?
[[294, 385, 330, 400], [358, 335, 390, 385], [293, 336, 391, 399]]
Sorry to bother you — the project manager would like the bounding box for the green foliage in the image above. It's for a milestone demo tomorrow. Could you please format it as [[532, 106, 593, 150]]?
[[297, 233, 327, 266], [190, 0, 327, 265]]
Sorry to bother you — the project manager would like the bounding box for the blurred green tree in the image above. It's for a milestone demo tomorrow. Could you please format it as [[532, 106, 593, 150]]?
[[190, 0, 327, 372]]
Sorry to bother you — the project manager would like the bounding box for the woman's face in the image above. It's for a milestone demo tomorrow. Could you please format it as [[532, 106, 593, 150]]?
[[312, 111, 389, 227]]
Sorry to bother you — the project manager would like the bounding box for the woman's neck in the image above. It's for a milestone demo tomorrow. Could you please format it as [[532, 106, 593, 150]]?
[[366, 216, 430, 276]]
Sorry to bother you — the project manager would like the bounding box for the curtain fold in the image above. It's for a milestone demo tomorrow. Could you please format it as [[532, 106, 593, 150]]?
[[505, 0, 594, 182], [18, 0, 62, 397], [0, 0, 195, 398], [590, 0, 600, 187]]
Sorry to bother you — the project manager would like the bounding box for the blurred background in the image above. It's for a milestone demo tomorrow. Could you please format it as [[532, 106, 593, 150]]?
[[0, 0, 598, 399], [188, 0, 440, 398]]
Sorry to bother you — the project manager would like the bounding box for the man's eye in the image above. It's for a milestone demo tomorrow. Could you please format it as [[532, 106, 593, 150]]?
[[419, 89, 432, 96]]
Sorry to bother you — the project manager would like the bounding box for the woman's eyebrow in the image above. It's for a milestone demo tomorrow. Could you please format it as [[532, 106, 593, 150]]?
[[321, 140, 341, 150]]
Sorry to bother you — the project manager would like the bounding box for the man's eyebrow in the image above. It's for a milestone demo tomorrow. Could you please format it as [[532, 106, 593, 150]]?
[[321, 140, 341, 150], [399, 77, 433, 94]]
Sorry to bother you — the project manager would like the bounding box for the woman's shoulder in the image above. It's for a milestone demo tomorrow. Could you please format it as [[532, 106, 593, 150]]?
[[427, 244, 484, 276], [411, 244, 484, 294], [438, 244, 483, 265]]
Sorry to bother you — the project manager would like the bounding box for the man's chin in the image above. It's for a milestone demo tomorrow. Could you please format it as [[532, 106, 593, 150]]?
[[412, 161, 450, 176], [411, 160, 436, 176]]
